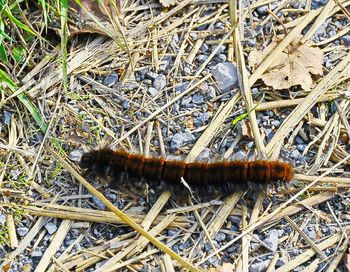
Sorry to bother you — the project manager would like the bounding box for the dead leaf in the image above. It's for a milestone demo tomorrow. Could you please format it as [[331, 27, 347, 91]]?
[[248, 37, 324, 90], [68, 0, 119, 36], [159, 0, 176, 7]]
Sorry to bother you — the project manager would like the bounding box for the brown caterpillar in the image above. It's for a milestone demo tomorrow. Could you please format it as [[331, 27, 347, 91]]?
[[80, 148, 294, 193]]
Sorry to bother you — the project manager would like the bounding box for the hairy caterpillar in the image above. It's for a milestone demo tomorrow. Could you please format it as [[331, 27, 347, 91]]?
[[80, 148, 294, 193]]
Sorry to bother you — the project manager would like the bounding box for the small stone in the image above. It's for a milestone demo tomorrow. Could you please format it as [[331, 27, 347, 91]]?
[[264, 229, 279, 251], [342, 35, 350, 47], [201, 43, 209, 52], [103, 72, 118, 86], [0, 213, 5, 225], [145, 71, 159, 80], [204, 241, 219, 252], [69, 149, 84, 162], [3, 111, 12, 125], [175, 82, 188, 92], [246, 38, 256, 47], [148, 87, 159, 97], [206, 86, 216, 99], [211, 62, 239, 92], [291, 1, 303, 9], [31, 251, 43, 258], [303, 227, 317, 240], [271, 120, 280, 127], [92, 195, 106, 209], [249, 260, 270, 272], [217, 54, 227, 62], [194, 113, 210, 127], [190, 32, 198, 40], [153, 75, 166, 90], [197, 54, 208, 62], [297, 144, 306, 152], [45, 222, 57, 234], [290, 149, 300, 159], [180, 96, 192, 107], [183, 67, 191, 74], [122, 100, 130, 109], [17, 227, 29, 237], [198, 148, 211, 160], [9, 168, 20, 180], [256, 5, 268, 16], [159, 60, 170, 71], [276, 258, 286, 267], [311, 0, 328, 9], [214, 232, 226, 242], [170, 132, 195, 149], [192, 93, 204, 104]]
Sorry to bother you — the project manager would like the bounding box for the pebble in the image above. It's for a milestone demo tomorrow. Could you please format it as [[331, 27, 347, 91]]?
[[45, 222, 58, 234], [192, 93, 204, 104], [214, 232, 226, 243], [201, 43, 209, 52], [256, 5, 268, 16], [211, 62, 238, 92], [175, 82, 188, 92], [198, 148, 211, 160], [170, 132, 195, 149], [10, 169, 21, 180], [290, 149, 301, 159], [206, 86, 216, 99], [153, 75, 167, 90], [181, 96, 192, 107], [184, 67, 191, 74], [276, 258, 286, 267], [159, 59, 170, 71], [311, 0, 328, 9], [69, 149, 84, 162], [249, 260, 270, 272], [17, 227, 29, 237], [31, 251, 43, 258], [197, 54, 209, 62], [148, 87, 159, 97], [122, 100, 130, 110], [204, 241, 219, 252], [145, 71, 159, 80], [190, 32, 198, 40], [217, 54, 227, 62], [303, 227, 317, 240], [342, 35, 350, 46], [0, 213, 5, 225], [102, 72, 118, 86], [3, 110, 12, 125], [263, 229, 280, 251], [194, 113, 210, 127], [92, 195, 106, 209], [271, 120, 280, 127], [246, 38, 256, 47]]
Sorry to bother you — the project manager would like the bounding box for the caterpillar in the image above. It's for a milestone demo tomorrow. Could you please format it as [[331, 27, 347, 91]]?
[[80, 148, 294, 193]]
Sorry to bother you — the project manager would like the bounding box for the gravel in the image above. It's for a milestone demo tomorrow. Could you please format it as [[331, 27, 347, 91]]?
[[211, 62, 239, 92], [45, 222, 58, 234], [153, 74, 167, 90]]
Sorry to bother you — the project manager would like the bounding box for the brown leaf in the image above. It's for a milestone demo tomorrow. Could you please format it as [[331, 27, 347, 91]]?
[[249, 37, 324, 90], [68, 0, 119, 36]]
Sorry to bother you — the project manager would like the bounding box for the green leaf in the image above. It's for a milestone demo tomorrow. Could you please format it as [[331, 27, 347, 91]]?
[[12, 46, 25, 62], [0, 69, 47, 133], [0, 43, 8, 63], [4, 8, 37, 37]]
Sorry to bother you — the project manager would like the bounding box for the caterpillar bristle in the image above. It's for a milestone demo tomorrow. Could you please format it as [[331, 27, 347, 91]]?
[[80, 148, 294, 194]]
